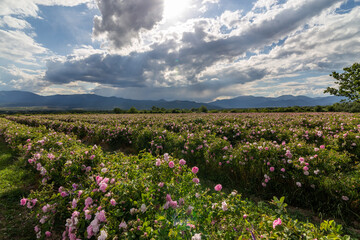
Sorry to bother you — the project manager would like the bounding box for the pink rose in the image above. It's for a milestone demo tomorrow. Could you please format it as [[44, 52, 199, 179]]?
[[85, 197, 93, 207], [97, 210, 107, 222], [110, 198, 117, 206], [166, 194, 172, 202], [192, 166, 199, 174], [273, 218, 282, 229], [20, 198, 27, 206], [170, 200, 178, 209], [192, 178, 200, 184], [78, 190, 83, 198], [179, 159, 186, 165], [61, 191, 68, 197], [99, 182, 108, 192], [214, 184, 222, 191]]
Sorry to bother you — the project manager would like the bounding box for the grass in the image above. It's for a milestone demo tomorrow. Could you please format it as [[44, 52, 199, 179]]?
[[0, 141, 36, 240]]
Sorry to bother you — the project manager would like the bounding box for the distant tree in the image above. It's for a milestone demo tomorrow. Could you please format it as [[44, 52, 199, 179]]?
[[128, 106, 138, 114], [326, 105, 335, 112], [151, 106, 160, 113], [113, 107, 123, 114], [349, 101, 360, 112], [314, 105, 323, 112], [324, 62, 360, 102], [199, 105, 208, 113]]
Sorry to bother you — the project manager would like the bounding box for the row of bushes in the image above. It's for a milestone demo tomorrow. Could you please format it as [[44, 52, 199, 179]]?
[[0, 118, 354, 239], [4, 113, 360, 222]]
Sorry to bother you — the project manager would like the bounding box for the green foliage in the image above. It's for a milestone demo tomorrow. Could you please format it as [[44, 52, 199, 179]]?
[[314, 105, 324, 112], [113, 107, 124, 114], [1, 113, 360, 239], [324, 62, 360, 102], [199, 105, 208, 113], [128, 106, 138, 113], [0, 141, 36, 239]]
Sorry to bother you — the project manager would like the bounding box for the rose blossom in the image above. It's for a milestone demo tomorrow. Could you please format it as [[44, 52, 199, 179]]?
[[273, 218, 282, 229], [214, 184, 222, 191], [192, 178, 200, 184], [179, 159, 186, 165], [192, 166, 199, 174]]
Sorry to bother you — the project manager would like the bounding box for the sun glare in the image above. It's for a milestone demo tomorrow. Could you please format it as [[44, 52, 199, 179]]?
[[164, 0, 192, 20]]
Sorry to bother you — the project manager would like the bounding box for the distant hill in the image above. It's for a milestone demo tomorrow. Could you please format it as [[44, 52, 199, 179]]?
[[0, 91, 342, 110], [0, 91, 216, 110], [210, 95, 343, 108]]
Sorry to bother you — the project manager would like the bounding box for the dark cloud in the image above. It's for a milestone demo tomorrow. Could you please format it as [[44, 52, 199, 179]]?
[[92, 67, 267, 102], [93, 0, 164, 48], [45, 53, 151, 87]]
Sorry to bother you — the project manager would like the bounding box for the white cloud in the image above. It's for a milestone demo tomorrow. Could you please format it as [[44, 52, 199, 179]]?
[[0, 0, 98, 93], [0, 64, 48, 91], [0, 29, 48, 65], [71, 45, 106, 59], [252, 0, 280, 11], [219, 10, 243, 29], [249, 5, 360, 73], [0, 0, 39, 17], [0, 0, 94, 17], [34, 0, 94, 7], [37, 81, 99, 96], [0, 16, 31, 29], [202, 0, 219, 4]]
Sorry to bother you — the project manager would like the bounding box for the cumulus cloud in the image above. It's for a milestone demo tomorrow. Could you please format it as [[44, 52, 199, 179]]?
[[245, 5, 360, 74], [0, 0, 98, 93], [252, 0, 281, 12], [93, 0, 164, 49], [45, 53, 149, 87], [0, 65, 48, 92], [91, 71, 264, 102], [202, 0, 219, 4], [41, 0, 360, 101], [0, 16, 31, 29], [0, 0, 94, 17], [47, 0, 342, 85], [34, 0, 94, 7], [0, 29, 48, 65], [237, 74, 336, 98], [0, 0, 39, 17]]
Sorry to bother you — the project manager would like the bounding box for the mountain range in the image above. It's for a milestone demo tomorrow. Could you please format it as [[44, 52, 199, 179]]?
[[0, 91, 342, 110], [211, 95, 343, 108]]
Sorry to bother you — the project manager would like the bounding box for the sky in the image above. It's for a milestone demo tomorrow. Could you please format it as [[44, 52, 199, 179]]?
[[0, 0, 359, 102]]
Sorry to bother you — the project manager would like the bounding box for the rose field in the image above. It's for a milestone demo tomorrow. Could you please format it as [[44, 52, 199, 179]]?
[[0, 112, 359, 239]]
